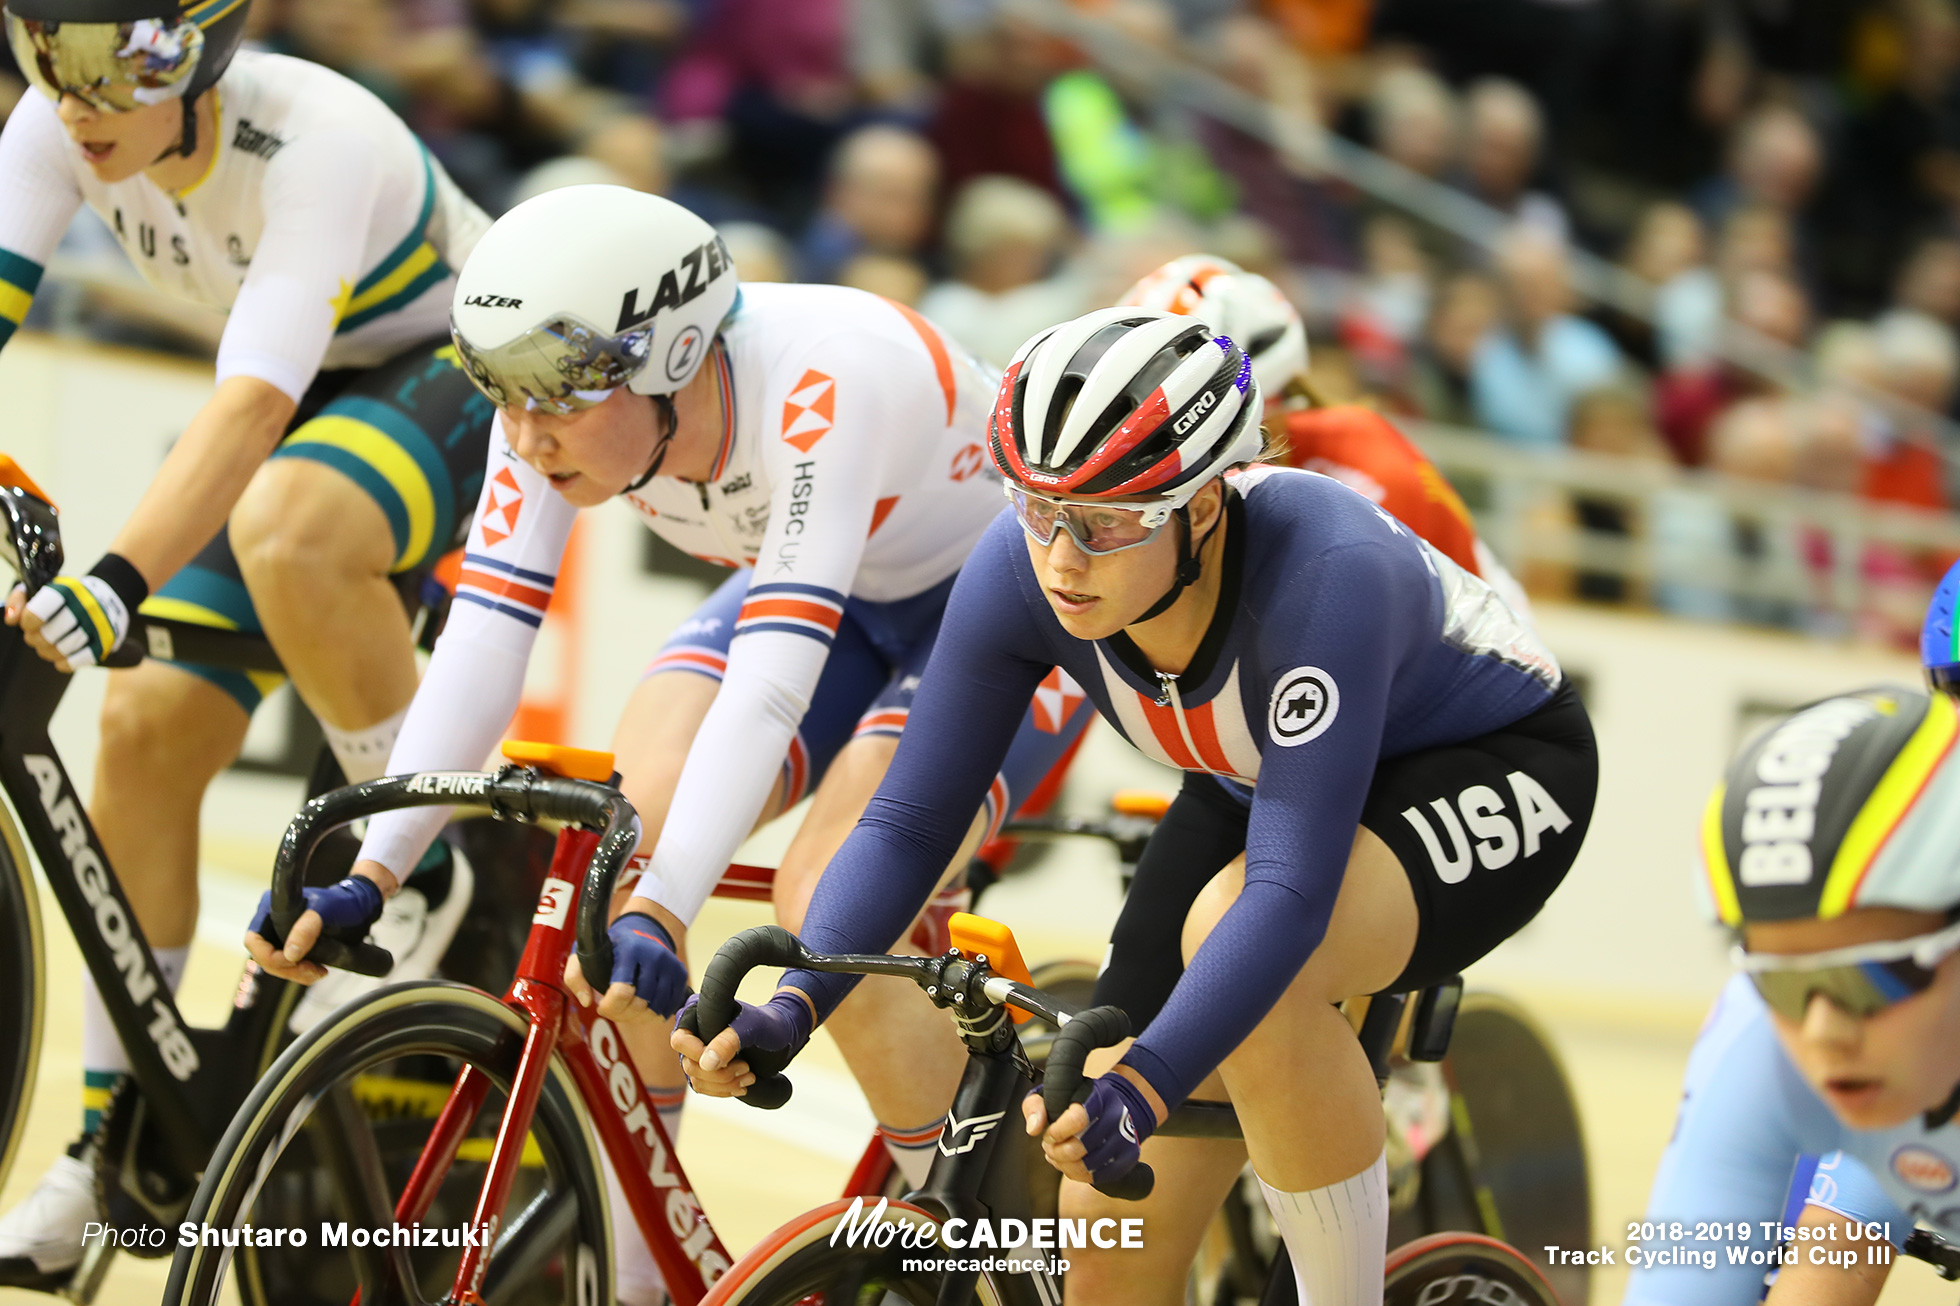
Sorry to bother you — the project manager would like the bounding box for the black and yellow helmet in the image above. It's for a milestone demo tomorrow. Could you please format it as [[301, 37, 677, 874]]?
[[1702, 685, 1960, 926]]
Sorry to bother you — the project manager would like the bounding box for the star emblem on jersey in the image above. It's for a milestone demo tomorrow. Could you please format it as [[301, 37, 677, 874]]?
[[782, 369, 836, 452], [1032, 668, 1085, 734], [1268, 666, 1338, 747], [480, 467, 524, 547]]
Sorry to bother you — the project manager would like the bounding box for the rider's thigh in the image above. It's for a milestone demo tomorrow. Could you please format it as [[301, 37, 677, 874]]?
[[229, 456, 399, 589], [610, 669, 783, 865], [1059, 1133, 1247, 1306], [773, 730, 985, 931], [1180, 830, 1416, 1007]]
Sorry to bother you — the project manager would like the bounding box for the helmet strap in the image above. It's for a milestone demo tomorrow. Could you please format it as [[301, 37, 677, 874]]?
[[1132, 505, 1209, 625], [154, 94, 199, 163], [622, 394, 678, 494], [1927, 1077, 1960, 1130]]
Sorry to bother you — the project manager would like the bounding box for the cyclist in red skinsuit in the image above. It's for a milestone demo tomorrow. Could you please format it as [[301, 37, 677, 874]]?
[[1121, 255, 1524, 607]]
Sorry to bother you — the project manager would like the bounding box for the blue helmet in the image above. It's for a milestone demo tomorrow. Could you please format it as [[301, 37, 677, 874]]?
[[1925, 558, 1960, 695]]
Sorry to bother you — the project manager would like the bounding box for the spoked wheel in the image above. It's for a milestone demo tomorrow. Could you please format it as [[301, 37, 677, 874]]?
[[1402, 995, 1590, 1305], [169, 982, 610, 1306], [0, 817, 42, 1195], [702, 1199, 1007, 1306], [1383, 1232, 1560, 1306]]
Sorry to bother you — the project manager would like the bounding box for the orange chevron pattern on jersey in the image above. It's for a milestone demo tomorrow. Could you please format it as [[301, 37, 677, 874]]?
[[480, 466, 524, 546], [782, 369, 836, 452]]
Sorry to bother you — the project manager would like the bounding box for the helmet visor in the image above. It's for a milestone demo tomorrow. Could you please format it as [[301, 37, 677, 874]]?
[[450, 312, 653, 417], [5, 12, 204, 112]]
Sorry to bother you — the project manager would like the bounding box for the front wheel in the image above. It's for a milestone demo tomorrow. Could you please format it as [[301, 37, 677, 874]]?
[[0, 811, 43, 1196], [1383, 1232, 1561, 1306], [168, 981, 611, 1306], [703, 1198, 1010, 1306]]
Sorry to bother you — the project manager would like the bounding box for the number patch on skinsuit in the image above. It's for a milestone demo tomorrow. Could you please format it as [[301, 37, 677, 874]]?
[[533, 879, 573, 928]]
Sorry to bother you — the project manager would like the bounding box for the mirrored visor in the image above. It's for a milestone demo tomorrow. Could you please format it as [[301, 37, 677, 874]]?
[[5, 12, 204, 112], [450, 312, 653, 417], [1005, 485, 1174, 556]]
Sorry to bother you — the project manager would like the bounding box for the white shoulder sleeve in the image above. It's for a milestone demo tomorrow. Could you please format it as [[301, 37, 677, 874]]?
[[636, 342, 913, 923], [216, 126, 382, 400], [0, 94, 83, 333], [358, 420, 579, 874]]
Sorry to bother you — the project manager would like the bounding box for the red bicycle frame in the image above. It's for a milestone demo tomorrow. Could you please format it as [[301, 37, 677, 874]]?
[[382, 824, 895, 1306]]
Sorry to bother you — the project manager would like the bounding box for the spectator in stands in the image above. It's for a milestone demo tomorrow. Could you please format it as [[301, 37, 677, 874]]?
[[576, 113, 670, 196], [1470, 227, 1625, 448], [1460, 78, 1568, 244], [1696, 102, 1823, 230], [1893, 234, 1960, 333], [1654, 267, 1810, 465], [1368, 64, 1459, 182], [660, 0, 856, 226], [1403, 271, 1501, 426], [720, 222, 794, 283], [917, 176, 1082, 369], [835, 252, 929, 305], [1863, 310, 1959, 513], [928, 18, 1070, 208], [797, 124, 940, 284], [1567, 384, 1673, 602], [1622, 201, 1722, 372], [1342, 212, 1432, 384]]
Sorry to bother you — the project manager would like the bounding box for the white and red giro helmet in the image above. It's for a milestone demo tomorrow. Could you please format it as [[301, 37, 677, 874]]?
[[989, 307, 1263, 506], [1121, 254, 1307, 398]]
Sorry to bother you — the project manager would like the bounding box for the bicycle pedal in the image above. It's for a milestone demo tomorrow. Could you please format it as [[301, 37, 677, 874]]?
[[56, 1239, 113, 1305]]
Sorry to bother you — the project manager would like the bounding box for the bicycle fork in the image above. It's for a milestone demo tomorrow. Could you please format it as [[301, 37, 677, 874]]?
[[385, 823, 730, 1306]]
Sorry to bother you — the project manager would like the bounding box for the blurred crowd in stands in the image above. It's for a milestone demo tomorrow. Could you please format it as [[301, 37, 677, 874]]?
[[9, 0, 1960, 642]]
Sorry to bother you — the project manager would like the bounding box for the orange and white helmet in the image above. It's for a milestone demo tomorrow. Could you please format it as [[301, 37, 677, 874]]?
[[1121, 254, 1307, 398]]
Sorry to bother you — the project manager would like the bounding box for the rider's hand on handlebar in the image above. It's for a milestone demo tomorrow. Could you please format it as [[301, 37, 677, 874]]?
[[563, 901, 689, 1021], [673, 989, 814, 1098], [244, 867, 393, 984], [1023, 1068, 1163, 1188], [6, 556, 148, 671]]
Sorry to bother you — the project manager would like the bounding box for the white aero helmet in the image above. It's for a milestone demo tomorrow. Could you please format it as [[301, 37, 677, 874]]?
[[450, 185, 738, 415], [1120, 254, 1307, 399]]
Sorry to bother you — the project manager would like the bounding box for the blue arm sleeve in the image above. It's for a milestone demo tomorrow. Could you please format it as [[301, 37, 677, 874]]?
[[1623, 976, 1845, 1306], [1120, 540, 1417, 1109], [1805, 1152, 1910, 1249], [785, 517, 1052, 1020]]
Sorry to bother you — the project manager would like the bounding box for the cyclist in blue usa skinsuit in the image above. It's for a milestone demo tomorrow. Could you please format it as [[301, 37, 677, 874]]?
[[675, 307, 1599, 1306], [1627, 561, 1960, 1306]]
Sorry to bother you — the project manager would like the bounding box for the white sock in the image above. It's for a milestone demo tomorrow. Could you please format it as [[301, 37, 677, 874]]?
[[600, 1137, 669, 1306], [1256, 1152, 1389, 1306], [81, 945, 188, 1130], [879, 1117, 945, 1190], [321, 706, 409, 786], [649, 1084, 686, 1146]]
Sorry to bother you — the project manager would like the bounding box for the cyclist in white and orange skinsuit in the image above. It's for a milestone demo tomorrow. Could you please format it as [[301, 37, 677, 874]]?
[[246, 185, 1094, 1305]]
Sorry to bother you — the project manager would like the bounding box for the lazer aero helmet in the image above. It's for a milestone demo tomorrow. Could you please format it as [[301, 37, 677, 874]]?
[[1120, 254, 1308, 400], [5, 0, 248, 151], [989, 306, 1263, 508], [449, 186, 738, 417], [1700, 685, 1960, 926]]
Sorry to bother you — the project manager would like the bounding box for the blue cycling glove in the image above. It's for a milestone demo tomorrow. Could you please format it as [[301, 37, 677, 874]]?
[[1044, 1072, 1156, 1185], [250, 875, 386, 953], [607, 912, 690, 1017], [676, 990, 814, 1068]]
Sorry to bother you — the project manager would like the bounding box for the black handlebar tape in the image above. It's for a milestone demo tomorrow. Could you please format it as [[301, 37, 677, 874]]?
[[1038, 1005, 1156, 1200], [687, 925, 809, 1110], [267, 769, 637, 985]]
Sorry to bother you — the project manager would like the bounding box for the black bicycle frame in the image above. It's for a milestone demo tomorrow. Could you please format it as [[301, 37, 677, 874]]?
[[0, 620, 295, 1180]]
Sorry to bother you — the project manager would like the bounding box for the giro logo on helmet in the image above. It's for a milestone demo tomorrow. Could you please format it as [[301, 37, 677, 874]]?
[[616, 235, 733, 332], [1172, 389, 1219, 435]]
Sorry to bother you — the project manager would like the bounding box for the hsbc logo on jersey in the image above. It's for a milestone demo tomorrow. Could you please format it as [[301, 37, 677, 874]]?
[[1268, 667, 1338, 746], [480, 467, 524, 547], [1032, 668, 1085, 734], [783, 370, 836, 452]]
